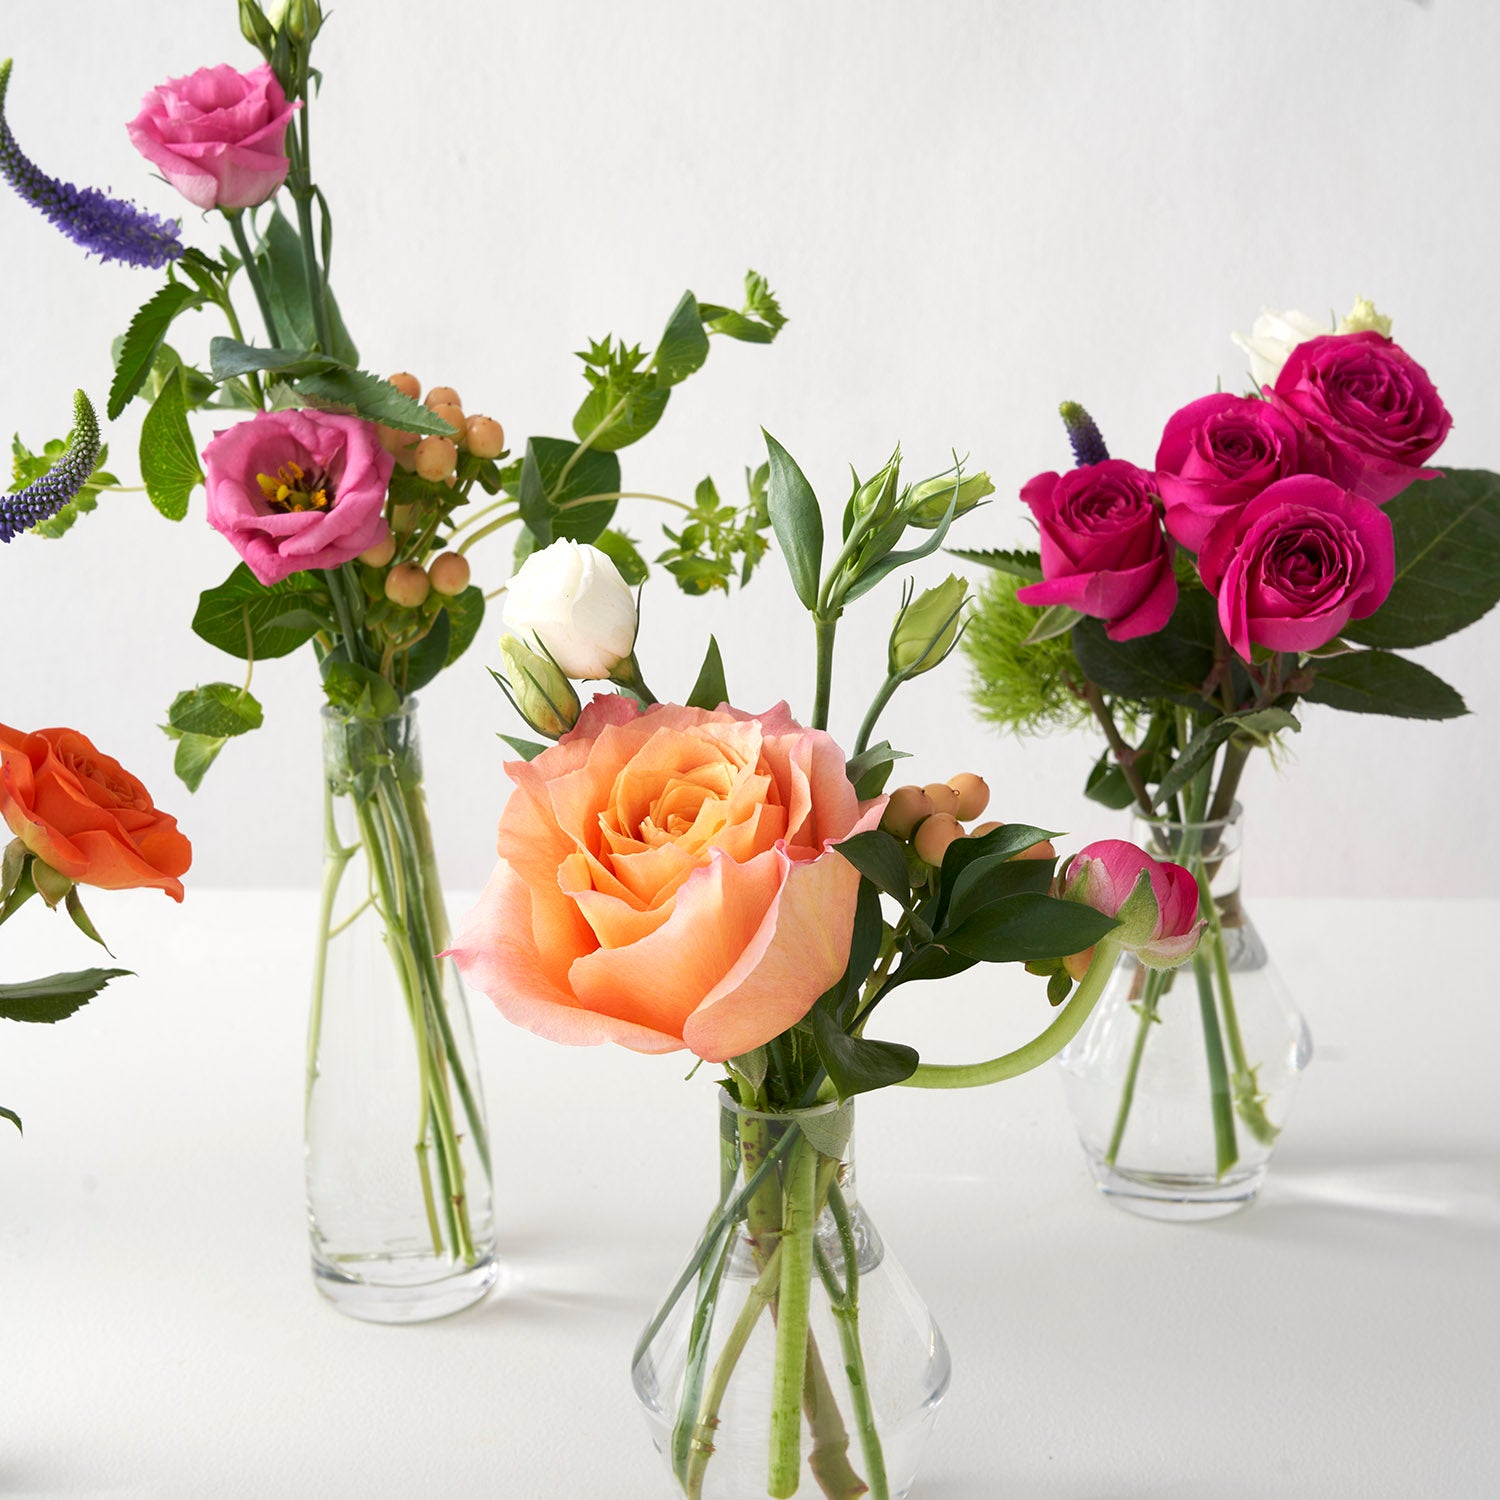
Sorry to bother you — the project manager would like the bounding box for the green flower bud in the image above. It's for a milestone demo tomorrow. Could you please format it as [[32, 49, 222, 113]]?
[[889, 574, 969, 676], [1337, 297, 1392, 338], [850, 453, 902, 527], [904, 471, 995, 529], [497, 634, 581, 740], [239, 0, 277, 54]]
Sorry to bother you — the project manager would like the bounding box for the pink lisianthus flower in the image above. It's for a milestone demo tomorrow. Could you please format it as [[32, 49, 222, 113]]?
[[1197, 474, 1395, 661], [1060, 839, 1204, 973], [1267, 332, 1452, 505], [203, 409, 394, 586], [448, 697, 883, 1064], [128, 63, 298, 212], [1015, 460, 1177, 640]]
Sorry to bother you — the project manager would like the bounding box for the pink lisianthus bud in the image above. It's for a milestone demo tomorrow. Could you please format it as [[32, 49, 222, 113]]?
[[1061, 839, 1204, 969]]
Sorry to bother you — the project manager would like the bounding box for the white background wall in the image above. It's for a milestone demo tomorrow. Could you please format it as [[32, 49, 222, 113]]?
[[2, 0, 1497, 898]]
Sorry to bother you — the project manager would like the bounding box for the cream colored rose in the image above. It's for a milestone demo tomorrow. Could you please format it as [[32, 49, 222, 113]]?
[[502, 539, 638, 680]]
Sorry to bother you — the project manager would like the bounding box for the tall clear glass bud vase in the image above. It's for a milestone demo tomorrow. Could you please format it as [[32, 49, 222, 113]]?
[[1058, 804, 1312, 1220], [306, 700, 497, 1321]]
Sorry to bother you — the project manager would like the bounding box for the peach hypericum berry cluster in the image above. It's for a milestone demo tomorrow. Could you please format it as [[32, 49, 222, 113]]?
[[879, 772, 1057, 867]]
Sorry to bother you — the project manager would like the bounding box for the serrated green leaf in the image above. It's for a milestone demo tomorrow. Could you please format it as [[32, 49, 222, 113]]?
[[192, 564, 327, 661], [168, 684, 264, 738], [1152, 708, 1300, 809], [654, 291, 711, 388], [763, 431, 824, 611], [686, 636, 728, 712], [296, 367, 457, 435], [0, 968, 132, 1024], [947, 547, 1043, 583], [1303, 650, 1469, 720], [109, 280, 201, 420], [139, 372, 203, 521]]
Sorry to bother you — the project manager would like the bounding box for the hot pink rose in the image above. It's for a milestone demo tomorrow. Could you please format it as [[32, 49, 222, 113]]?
[[1268, 332, 1452, 505], [128, 64, 298, 212], [203, 409, 394, 586], [1156, 393, 1313, 553], [1198, 475, 1395, 660], [1015, 460, 1177, 640], [1061, 839, 1203, 969], [449, 697, 882, 1064]]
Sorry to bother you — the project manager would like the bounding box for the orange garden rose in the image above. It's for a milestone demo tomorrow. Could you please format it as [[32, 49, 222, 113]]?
[[0, 723, 192, 900], [450, 697, 881, 1063]]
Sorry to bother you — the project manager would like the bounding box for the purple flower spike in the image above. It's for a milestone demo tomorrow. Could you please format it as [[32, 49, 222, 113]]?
[[1, 391, 102, 543], [1059, 402, 1110, 467], [1, 58, 181, 269]]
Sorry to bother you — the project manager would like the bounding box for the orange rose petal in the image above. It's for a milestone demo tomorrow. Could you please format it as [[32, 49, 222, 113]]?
[[448, 864, 681, 1053], [559, 853, 674, 948], [67, 829, 186, 900]]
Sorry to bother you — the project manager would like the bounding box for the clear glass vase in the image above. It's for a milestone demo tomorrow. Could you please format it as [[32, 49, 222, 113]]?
[[633, 1091, 950, 1500], [305, 700, 497, 1321], [1058, 805, 1312, 1221]]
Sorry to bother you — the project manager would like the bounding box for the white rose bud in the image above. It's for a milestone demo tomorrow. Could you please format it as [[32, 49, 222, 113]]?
[[502, 539, 638, 681], [1231, 307, 1333, 388]]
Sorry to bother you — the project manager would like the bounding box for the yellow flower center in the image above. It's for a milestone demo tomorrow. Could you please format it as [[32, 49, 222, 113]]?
[[256, 461, 332, 514]]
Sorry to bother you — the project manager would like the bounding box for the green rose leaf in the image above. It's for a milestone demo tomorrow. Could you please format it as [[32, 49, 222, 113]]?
[[0, 968, 132, 1024], [167, 684, 264, 739], [763, 431, 824, 612], [109, 280, 202, 420], [192, 563, 328, 661], [946, 547, 1044, 584], [139, 370, 204, 521], [1072, 588, 1219, 707], [1303, 650, 1469, 719], [943, 892, 1119, 964]]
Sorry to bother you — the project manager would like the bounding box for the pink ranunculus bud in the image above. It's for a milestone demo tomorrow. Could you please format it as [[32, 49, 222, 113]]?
[[1014, 460, 1177, 641], [127, 63, 299, 212], [1156, 393, 1316, 554], [1061, 840, 1203, 969], [202, 409, 394, 586], [1266, 331, 1452, 506], [1197, 474, 1395, 661]]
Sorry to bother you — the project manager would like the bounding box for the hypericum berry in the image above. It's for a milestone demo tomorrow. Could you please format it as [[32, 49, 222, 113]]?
[[414, 435, 458, 482], [465, 414, 505, 459], [358, 525, 396, 568], [880, 785, 934, 840], [922, 782, 963, 819], [424, 386, 461, 410], [1014, 838, 1057, 862], [429, 402, 465, 441], [387, 372, 421, 401], [914, 812, 964, 866], [972, 820, 1003, 838], [948, 773, 990, 822], [428, 551, 471, 596], [385, 562, 431, 608]]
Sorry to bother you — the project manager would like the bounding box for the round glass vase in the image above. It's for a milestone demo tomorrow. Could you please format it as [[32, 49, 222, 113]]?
[[305, 700, 497, 1321], [1057, 805, 1312, 1221], [632, 1091, 951, 1500]]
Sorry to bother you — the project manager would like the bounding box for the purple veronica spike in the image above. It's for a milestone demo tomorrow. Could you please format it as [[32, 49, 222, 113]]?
[[1, 58, 181, 269], [1, 391, 102, 543], [1059, 401, 1110, 467]]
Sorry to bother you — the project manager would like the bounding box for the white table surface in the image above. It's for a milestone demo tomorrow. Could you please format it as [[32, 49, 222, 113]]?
[[3, 892, 1497, 1499]]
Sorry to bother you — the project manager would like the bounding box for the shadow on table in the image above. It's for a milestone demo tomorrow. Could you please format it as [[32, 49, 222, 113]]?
[[918, 1475, 1268, 1500]]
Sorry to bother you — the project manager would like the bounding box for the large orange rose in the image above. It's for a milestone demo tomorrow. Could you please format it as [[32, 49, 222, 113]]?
[[450, 697, 880, 1063], [0, 723, 192, 901]]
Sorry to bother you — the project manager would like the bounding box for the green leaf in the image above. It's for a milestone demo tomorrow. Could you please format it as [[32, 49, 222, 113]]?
[[838, 482, 966, 606], [944, 893, 1119, 964], [762, 431, 824, 611], [500, 734, 549, 761], [933, 822, 1059, 930], [1023, 603, 1085, 644], [884, 944, 976, 992], [109, 280, 200, 419], [526, 435, 622, 545], [139, 370, 204, 521], [1152, 708, 1300, 809], [1303, 650, 1469, 720], [398, 609, 451, 695], [654, 291, 711, 388], [64, 887, 110, 952], [1, 1104, 19, 1134], [441, 585, 486, 667], [296, 368, 457, 435], [192, 564, 327, 661], [1072, 588, 1218, 707], [1, 839, 24, 903], [697, 306, 778, 343], [207, 336, 330, 383], [594, 529, 650, 586], [166, 729, 228, 793], [167, 684, 264, 738], [947, 547, 1043, 583], [0, 968, 131, 1024], [255, 207, 359, 365], [572, 378, 670, 453], [833, 830, 912, 907], [323, 662, 401, 721], [844, 741, 909, 800], [809, 1001, 919, 1100], [1346, 470, 1500, 649], [1085, 752, 1138, 811], [941, 855, 1056, 934], [686, 636, 729, 712]]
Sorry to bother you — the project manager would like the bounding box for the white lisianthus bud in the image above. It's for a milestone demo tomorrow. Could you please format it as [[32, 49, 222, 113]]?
[[1231, 308, 1334, 388], [502, 539, 638, 681], [1336, 297, 1393, 338], [497, 635, 581, 739]]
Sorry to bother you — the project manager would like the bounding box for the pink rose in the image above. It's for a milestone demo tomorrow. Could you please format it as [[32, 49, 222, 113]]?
[[127, 64, 298, 212], [449, 697, 881, 1063], [1015, 460, 1177, 641], [203, 409, 394, 586], [1156, 393, 1313, 553], [1061, 839, 1203, 969], [1198, 475, 1395, 660], [1268, 332, 1452, 505]]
